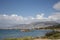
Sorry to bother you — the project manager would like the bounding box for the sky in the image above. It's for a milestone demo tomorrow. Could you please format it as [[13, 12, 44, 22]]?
[[0, 0, 60, 16], [0, 0, 60, 28]]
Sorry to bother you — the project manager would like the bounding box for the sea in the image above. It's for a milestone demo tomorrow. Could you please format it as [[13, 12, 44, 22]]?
[[0, 29, 52, 40]]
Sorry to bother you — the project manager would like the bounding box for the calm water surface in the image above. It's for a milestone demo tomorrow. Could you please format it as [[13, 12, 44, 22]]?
[[0, 29, 52, 39]]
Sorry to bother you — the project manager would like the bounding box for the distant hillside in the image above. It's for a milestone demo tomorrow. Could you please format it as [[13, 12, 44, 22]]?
[[2, 21, 59, 29], [44, 24, 60, 29]]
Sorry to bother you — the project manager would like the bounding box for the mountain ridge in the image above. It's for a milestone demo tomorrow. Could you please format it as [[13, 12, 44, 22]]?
[[1, 21, 59, 29]]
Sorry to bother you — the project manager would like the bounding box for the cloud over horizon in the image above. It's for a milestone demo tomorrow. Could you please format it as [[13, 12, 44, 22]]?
[[0, 12, 60, 23]]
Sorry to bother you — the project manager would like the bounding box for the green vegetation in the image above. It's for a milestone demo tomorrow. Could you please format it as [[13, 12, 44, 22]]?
[[42, 31, 60, 39], [4, 37, 34, 40], [41, 24, 60, 39]]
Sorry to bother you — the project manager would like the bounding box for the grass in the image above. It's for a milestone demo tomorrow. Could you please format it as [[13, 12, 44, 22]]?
[[4, 36, 34, 40]]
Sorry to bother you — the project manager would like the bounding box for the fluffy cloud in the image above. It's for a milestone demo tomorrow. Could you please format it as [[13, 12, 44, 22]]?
[[0, 14, 47, 22], [36, 14, 44, 19], [0, 14, 23, 21], [48, 12, 60, 21], [53, 2, 60, 10]]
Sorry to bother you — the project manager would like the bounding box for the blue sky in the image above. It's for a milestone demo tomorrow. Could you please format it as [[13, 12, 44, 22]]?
[[0, 0, 60, 17]]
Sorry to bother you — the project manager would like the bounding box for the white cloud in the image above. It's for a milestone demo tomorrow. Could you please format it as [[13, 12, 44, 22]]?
[[11, 14, 18, 17], [36, 14, 44, 19], [0, 13, 60, 24], [1, 14, 46, 21], [3, 14, 7, 16], [53, 2, 60, 10], [0, 14, 24, 21], [48, 12, 60, 21]]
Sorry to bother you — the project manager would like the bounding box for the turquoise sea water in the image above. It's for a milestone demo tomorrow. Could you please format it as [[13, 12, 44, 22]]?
[[0, 29, 52, 40]]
